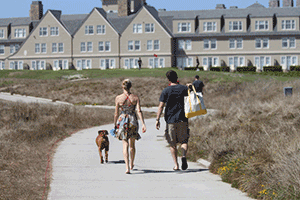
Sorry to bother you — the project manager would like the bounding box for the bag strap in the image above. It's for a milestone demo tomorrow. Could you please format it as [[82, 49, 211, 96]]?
[[189, 85, 202, 110]]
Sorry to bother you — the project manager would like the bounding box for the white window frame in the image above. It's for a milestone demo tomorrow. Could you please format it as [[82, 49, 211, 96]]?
[[229, 56, 245, 67], [204, 39, 217, 50], [289, 37, 296, 48], [50, 27, 59, 36], [110, 59, 115, 69], [255, 20, 269, 31], [145, 23, 155, 33], [128, 41, 134, 51], [154, 40, 160, 50], [178, 22, 191, 32], [211, 39, 217, 50], [185, 40, 192, 50], [282, 20, 296, 30], [147, 40, 153, 51], [0, 30, 4, 38], [85, 25, 94, 35], [203, 22, 217, 32], [159, 58, 165, 68], [41, 43, 46, 53], [281, 55, 298, 70], [80, 42, 86, 52], [77, 60, 82, 70], [255, 56, 271, 69], [52, 43, 58, 53], [98, 41, 104, 52], [105, 41, 111, 52], [135, 41, 141, 51], [229, 38, 235, 49], [0, 45, 4, 55], [255, 38, 269, 49], [35, 43, 41, 54], [14, 28, 26, 38], [133, 24, 142, 33], [97, 25, 106, 35], [58, 43, 64, 53], [178, 40, 185, 50], [87, 42, 93, 52], [229, 21, 243, 31], [39, 27, 48, 36]]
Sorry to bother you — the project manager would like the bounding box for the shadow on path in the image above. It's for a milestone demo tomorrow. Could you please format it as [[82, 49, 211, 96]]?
[[132, 168, 209, 174]]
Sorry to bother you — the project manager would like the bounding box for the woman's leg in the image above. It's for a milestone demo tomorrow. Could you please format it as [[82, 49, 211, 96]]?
[[122, 140, 130, 173], [129, 138, 136, 170]]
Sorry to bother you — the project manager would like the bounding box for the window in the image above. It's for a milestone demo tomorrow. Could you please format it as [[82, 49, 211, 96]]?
[[255, 21, 269, 30], [128, 41, 134, 51], [255, 38, 269, 49], [149, 58, 164, 68], [41, 43, 46, 53], [154, 40, 160, 50], [237, 38, 243, 49], [178, 22, 191, 32], [10, 44, 19, 54], [133, 24, 142, 33], [0, 45, 4, 54], [77, 60, 82, 70], [135, 41, 141, 51], [178, 40, 192, 50], [282, 20, 295, 30], [147, 40, 153, 51], [110, 59, 115, 69], [41, 61, 45, 70], [105, 41, 111, 51], [50, 27, 59, 36], [100, 59, 114, 70], [39, 27, 47, 36], [229, 39, 235, 49], [204, 39, 217, 50], [80, 42, 86, 52], [87, 42, 93, 52], [35, 43, 40, 53], [14, 29, 26, 38], [203, 22, 216, 32], [282, 37, 296, 48], [1, 61, 5, 70], [201, 57, 219, 67], [58, 43, 64, 53], [145, 23, 154, 33], [255, 56, 271, 70], [229, 21, 242, 31], [97, 25, 106, 34], [229, 57, 245, 67], [85, 25, 94, 35], [52, 43, 58, 53], [0, 30, 4, 38], [98, 42, 104, 52], [32, 61, 36, 70]]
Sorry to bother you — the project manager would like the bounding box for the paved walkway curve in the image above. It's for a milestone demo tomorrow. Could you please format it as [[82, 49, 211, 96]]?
[[48, 118, 252, 200]]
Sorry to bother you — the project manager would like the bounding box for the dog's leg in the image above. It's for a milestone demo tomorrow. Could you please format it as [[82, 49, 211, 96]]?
[[105, 150, 108, 163], [98, 147, 104, 164]]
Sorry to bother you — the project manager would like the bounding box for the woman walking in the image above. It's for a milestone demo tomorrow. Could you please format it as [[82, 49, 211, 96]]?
[[114, 79, 146, 174]]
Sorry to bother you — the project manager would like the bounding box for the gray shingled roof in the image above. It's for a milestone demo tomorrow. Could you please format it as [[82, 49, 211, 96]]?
[[0, 17, 32, 27], [61, 14, 88, 36], [107, 12, 136, 34]]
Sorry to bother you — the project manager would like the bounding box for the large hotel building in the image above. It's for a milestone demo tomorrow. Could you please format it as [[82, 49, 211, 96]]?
[[0, 0, 300, 71]]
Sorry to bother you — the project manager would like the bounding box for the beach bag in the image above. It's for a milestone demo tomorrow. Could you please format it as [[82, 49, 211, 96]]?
[[184, 85, 207, 118]]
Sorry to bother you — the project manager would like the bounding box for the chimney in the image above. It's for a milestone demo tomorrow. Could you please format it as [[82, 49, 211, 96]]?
[[269, 0, 280, 7], [130, 0, 146, 13], [216, 4, 226, 9], [283, 0, 294, 7], [230, 6, 238, 9], [30, 1, 43, 21], [297, 0, 300, 6], [118, 0, 130, 16]]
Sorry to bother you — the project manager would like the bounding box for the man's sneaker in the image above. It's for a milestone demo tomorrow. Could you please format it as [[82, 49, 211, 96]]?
[[181, 157, 188, 170]]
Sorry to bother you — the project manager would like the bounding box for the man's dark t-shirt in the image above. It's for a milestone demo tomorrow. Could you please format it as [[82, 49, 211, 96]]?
[[159, 84, 188, 124], [192, 80, 204, 93]]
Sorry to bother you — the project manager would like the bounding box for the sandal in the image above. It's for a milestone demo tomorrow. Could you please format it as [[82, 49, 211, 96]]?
[[181, 157, 188, 170], [173, 167, 180, 171]]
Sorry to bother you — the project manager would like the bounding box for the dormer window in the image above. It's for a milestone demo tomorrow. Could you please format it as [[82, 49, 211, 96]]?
[[178, 22, 191, 32], [14, 29, 26, 38], [229, 21, 242, 31], [255, 21, 269, 30], [282, 20, 295, 30], [203, 22, 216, 32]]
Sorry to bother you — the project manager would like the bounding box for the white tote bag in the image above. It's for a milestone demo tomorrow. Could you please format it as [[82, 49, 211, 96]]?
[[184, 85, 207, 118]]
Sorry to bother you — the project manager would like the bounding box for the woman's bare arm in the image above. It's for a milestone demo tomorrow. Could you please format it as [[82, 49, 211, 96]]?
[[114, 96, 120, 127], [136, 96, 146, 133]]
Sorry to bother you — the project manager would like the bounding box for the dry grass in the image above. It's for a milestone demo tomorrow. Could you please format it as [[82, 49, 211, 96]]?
[[0, 101, 115, 200], [189, 79, 300, 199]]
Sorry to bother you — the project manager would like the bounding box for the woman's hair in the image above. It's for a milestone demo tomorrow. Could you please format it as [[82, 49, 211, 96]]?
[[122, 79, 132, 90]]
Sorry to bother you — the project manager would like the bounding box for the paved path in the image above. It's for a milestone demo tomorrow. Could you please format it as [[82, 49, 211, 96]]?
[[48, 118, 251, 200], [0, 92, 251, 199]]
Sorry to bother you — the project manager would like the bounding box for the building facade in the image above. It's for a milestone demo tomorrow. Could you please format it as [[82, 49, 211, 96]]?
[[1, 0, 300, 71]]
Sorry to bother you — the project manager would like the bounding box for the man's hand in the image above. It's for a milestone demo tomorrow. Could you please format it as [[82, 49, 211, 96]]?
[[156, 120, 160, 130]]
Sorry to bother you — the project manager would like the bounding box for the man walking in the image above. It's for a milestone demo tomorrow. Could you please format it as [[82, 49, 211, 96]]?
[[156, 70, 189, 170], [192, 75, 205, 94], [138, 57, 142, 70]]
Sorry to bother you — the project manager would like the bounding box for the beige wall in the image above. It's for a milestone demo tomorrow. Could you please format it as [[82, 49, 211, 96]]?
[[224, 18, 247, 33], [9, 11, 72, 68], [198, 19, 221, 33], [73, 8, 120, 69], [173, 19, 196, 34], [277, 16, 300, 31], [120, 7, 172, 63]]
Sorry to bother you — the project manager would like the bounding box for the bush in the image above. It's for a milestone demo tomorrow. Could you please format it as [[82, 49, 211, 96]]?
[[237, 66, 256, 72], [184, 67, 204, 71], [210, 66, 230, 72], [290, 66, 300, 71], [210, 67, 221, 72], [263, 66, 282, 72]]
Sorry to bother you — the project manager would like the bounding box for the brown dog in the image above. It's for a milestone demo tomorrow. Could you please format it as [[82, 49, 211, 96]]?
[[95, 130, 109, 164]]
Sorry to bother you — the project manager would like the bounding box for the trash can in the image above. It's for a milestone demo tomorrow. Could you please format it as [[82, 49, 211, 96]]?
[[284, 87, 293, 96]]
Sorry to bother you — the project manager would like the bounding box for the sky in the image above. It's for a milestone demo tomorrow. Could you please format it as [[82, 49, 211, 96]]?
[[0, 0, 279, 18]]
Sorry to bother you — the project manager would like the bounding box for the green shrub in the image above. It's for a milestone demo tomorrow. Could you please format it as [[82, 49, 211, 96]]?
[[263, 66, 282, 72], [184, 66, 204, 71], [237, 66, 256, 72], [210, 67, 221, 72], [290, 66, 300, 71]]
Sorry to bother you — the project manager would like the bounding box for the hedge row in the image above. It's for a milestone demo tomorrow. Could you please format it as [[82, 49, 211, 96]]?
[[290, 66, 300, 71], [237, 66, 256, 72], [262, 66, 283, 72]]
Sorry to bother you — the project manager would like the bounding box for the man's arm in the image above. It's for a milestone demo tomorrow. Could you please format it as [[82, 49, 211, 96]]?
[[156, 101, 165, 130]]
